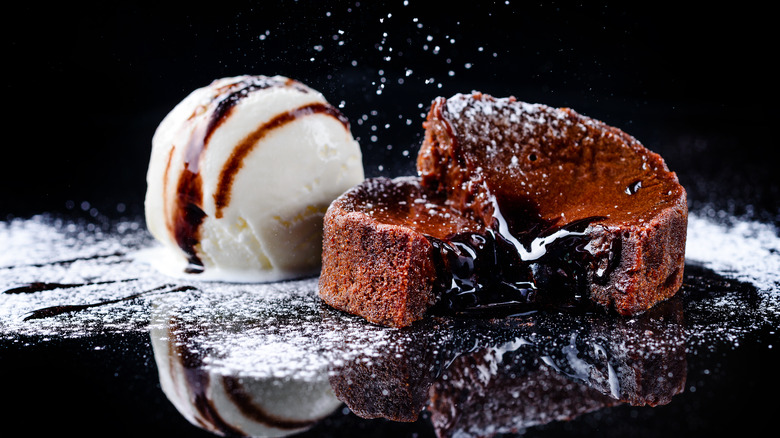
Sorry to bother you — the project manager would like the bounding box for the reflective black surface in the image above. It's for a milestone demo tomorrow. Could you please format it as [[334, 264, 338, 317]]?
[[3, 1, 779, 437], [2, 226, 779, 437]]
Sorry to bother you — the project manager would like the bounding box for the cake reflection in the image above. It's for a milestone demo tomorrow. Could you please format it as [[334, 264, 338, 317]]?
[[149, 286, 685, 438], [329, 297, 686, 437]]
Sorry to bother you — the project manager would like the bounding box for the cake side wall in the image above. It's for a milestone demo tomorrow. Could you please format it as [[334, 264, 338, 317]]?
[[587, 194, 688, 315], [318, 208, 437, 327]]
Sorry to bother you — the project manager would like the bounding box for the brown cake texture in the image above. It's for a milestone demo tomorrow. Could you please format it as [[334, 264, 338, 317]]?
[[319, 177, 484, 327], [318, 92, 687, 328]]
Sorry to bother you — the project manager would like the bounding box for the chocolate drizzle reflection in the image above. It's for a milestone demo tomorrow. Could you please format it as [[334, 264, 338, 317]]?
[[149, 300, 342, 438]]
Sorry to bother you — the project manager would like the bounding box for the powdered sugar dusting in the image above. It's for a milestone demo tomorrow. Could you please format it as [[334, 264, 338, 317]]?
[[682, 210, 780, 350], [445, 93, 547, 125], [444, 94, 471, 116], [148, 282, 395, 381], [2, 209, 779, 381], [685, 212, 780, 293]]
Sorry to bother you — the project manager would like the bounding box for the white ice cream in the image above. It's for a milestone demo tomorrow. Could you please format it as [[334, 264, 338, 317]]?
[[144, 75, 364, 282]]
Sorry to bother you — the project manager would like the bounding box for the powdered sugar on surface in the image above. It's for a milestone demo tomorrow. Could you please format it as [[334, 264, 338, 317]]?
[[1, 208, 779, 380], [685, 213, 780, 292], [148, 280, 396, 381], [682, 210, 780, 350]]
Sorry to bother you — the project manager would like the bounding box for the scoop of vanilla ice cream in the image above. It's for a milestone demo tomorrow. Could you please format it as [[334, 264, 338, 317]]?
[[144, 75, 364, 281]]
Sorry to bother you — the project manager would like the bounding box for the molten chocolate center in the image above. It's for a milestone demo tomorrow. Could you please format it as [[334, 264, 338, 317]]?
[[347, 177, 611, 315]]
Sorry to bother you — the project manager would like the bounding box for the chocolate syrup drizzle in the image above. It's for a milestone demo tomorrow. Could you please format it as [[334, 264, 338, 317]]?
[[4, 278, 135, 294], [18, 283, 197, 321], [169, 77, 350, 273], [0, 251, 125, 271], [213, 102, 350, 219]]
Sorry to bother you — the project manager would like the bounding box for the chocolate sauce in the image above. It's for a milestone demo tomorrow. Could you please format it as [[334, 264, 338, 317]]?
[[173, 168, 207, 273], [22, 284, 196, 321], [343, 177, 609, 316], [0, 251, 125, 270], [170, 77, 290, 272], [3, 278, 135, 294], [428, 230, 536, 314], [429, 204, 605, 316], [206, 77, 310, 147]]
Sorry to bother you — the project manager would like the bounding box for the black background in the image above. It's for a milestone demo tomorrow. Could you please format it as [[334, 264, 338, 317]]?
[[3, 2, 779, 437], [3, 1, 777, 223]]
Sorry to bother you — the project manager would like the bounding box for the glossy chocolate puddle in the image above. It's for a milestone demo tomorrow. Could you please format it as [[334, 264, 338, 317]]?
[[1, 212, 779, 437]]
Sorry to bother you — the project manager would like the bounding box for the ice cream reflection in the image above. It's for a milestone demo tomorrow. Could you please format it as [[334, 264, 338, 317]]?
[[149, 297, 342, 438], [149, 286, 685, 438]]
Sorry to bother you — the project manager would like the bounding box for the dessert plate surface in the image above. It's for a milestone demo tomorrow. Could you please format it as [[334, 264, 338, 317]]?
[[2, 209, 779, 436]]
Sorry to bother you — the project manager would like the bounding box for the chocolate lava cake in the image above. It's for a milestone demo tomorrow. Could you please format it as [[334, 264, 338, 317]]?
[[319, 92, 687, 327]]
